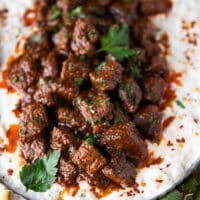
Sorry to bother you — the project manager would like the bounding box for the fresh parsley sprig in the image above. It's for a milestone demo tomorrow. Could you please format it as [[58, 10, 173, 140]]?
[[19, 150, 61, 192], [97, 23, 136, 61]]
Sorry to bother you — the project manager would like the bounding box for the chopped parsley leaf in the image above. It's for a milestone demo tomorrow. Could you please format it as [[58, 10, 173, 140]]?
[[97, 23, 135, 61], [51, 5, 62, 20], [175, 100, 185, 109], [19, 150, 61, 192]]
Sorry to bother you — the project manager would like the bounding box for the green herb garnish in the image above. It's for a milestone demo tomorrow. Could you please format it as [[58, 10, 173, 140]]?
[[33, 115, 43, 123], [51, 5, 62, 20], [74, 77, 87, 86], [85, 133, 97, 145], [175, 100, 186, 109], [19, 150, 61, 192], [69, 6, 82, 19], [120, 83, 133, 98], [96, 61, 106, 71], [97, 23, 135, 61]]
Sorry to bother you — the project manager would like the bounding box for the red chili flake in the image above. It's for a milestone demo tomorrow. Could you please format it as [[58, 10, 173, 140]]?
[[156, 179, 163, 183], [7, 168, 13, 176], [133, 182, 141, 194], [167, 140, 174, 146], [176, 138, 186, 143], [180, 125, 184, 129], [166, 163, 171, 168]]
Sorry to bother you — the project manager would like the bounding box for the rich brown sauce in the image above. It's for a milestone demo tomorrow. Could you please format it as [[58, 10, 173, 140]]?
[[5, 124, 19, 153], [159, 72, 182, 111]]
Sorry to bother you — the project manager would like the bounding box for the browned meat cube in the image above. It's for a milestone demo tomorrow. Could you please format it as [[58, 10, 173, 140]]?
[[113, 103, 130, 124], [52, 27, 71, 51], [50, 126, 76, 150], [75, 90, 113, 126], [142, 76, 166, 104], [41, 51, 59, 79], [79, 171, 110, 189], [97, 0, 112, 6], [8, 54, 37, 92], [57, 107, 89, 132], [89, 57, 123, 91], [142, 40, 161, 59], [33, 78, 57, 107], [57, 157, 78, 186], [19, 103, 49, 142], [119, 77, 142, 113], [102, 122, 148, 166], [61, 54, 90, 84], [51, 80, 79, 102], [132, 18, 156, 43], [57, 0, 85, 12], [72, 141, 107, 174], [19, 138, 47, 163], [102, 153, 136, 187], [71, 18, 99, 55], [147, 56, 169, 78], [134, 105, 162, 142], [110, 1, 138, 25], [139, 0, 172, 16], [24, 31, 50, 60]]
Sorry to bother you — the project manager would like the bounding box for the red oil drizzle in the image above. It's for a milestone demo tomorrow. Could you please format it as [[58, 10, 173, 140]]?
[[23, 2, 39, 26], [0, 55, 16, 93], [163, 116, 175, 130], [5, 124, 19, 153], [159, 72, 183, 111]]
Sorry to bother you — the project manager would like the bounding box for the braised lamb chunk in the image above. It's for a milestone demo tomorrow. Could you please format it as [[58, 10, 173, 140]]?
[[102, 122, 148, 166], [102, 152, 136, 187], [113, 103, 130, 124], [79, 171, 110, 189], [139, 0, 171, 16], [110, 0, 138, 25], [57, 107, 89, 132], [19, 103, 49, 142], [57, 157, 78, 185], [56, 0, 85, 12], [50, 126, 76, 150], [52, 27, 71, 51], [96, 0, 112, 6], [71, 18, 99, 55], [51, 80, 79, 102], [132, 18, 156, 43], [146, 55, 169, 78], [142, 76, 166, 103], [33, 78, 57, 107], [89, 57, 123, 91], [19, 138, 47, 163], [41, 51, 59, 78], [119, 77, 142, 113], [134, 105, 162, 142], [61, 54, 90, 84], [8, 54, 37, 92], [72, 141, 107, 174], [24, 31, 50, 60], [75, 90, 113, 126]]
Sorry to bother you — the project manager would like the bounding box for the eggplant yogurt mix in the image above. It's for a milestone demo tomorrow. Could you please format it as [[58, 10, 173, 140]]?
[[7, 0, 171, 191]]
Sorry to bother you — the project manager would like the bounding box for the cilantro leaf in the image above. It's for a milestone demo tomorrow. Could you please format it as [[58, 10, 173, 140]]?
[[97, 23, 135, 61], [19, 150, 61, 192]]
